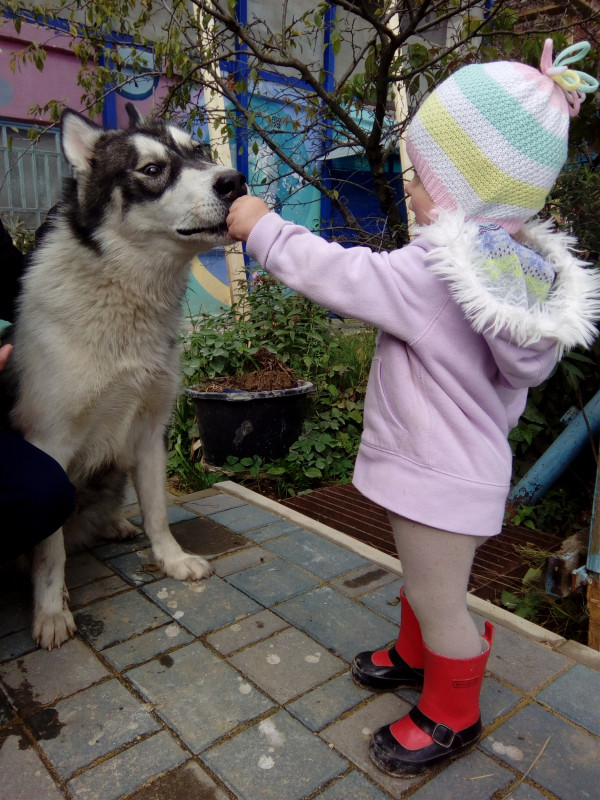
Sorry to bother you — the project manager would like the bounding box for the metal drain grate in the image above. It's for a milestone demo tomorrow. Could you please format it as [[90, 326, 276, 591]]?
[[280, 483, 562, 602]]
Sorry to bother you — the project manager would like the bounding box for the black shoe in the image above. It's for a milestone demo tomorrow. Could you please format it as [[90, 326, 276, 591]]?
[[369, 706, 482, 776], [351, 646, 424, 691]]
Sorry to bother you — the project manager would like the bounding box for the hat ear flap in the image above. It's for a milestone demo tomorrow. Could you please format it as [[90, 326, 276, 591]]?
[[60, 110, 103, 176]]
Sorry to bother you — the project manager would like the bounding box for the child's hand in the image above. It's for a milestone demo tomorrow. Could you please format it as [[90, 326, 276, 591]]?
[[227, 196, 270, 242]]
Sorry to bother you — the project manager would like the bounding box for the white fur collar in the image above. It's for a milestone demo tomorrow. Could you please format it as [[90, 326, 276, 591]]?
[[415, 212, 600, 355]]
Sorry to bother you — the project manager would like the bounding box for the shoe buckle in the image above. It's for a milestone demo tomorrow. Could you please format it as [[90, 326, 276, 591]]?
[[431, 723, 455, 748]]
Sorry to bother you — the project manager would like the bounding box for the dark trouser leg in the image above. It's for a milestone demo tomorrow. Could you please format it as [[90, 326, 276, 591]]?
[[0, 430, 75, 564]]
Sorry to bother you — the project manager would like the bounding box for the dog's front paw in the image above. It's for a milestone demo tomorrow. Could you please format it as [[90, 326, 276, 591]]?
[[33, 609, 77, 650], [162, 554, 212, 581]]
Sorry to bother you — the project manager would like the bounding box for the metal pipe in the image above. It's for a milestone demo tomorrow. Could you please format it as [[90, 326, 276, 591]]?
[[587, 458, 600, 574], [509, 389, 600, 506]]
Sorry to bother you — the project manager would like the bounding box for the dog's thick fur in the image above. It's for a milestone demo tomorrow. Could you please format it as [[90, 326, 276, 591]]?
[[8, 107, 246, 649]]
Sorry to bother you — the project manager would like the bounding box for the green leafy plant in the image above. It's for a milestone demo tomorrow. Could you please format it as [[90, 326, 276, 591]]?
[[169, 276, 376, 495], [509, 505, 537, 530], [1, 216, 35, 254]]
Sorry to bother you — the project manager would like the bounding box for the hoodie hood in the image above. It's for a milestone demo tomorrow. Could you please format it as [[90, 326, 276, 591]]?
[[416, 212, 600, 357]]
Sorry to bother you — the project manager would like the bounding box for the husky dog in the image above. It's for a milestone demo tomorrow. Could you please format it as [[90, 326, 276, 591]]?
[[8, 106, 247, 649]]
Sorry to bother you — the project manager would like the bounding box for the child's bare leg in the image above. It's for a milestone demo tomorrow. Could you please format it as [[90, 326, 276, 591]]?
[[389, 512, 487, 658], [369, 513, 494, 776]]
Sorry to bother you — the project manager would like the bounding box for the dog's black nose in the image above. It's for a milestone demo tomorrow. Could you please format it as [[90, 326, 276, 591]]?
[[214, 170, 247, 201]]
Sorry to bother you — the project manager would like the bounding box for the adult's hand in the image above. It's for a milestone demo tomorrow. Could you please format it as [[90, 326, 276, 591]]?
[[0, 343, 13, 371]]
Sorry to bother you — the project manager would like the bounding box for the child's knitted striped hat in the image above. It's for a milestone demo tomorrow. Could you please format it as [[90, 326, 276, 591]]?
[[406, 40, 598, 233]]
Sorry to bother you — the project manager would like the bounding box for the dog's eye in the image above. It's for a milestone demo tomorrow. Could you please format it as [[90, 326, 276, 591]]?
[[141, 163, 162, 177]]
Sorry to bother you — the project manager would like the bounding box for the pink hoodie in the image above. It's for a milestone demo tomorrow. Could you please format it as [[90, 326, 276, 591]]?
[[247, 211, 600, 536]]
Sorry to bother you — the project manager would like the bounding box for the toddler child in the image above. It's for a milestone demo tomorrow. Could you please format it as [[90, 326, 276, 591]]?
[[226, 39, 600, 776]]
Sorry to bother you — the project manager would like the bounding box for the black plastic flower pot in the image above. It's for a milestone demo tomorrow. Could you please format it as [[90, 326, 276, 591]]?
[[185, 380, 315, 466]]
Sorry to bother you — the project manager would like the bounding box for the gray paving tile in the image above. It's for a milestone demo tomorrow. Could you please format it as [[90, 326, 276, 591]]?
[[509, 783, 552, 800], [358, 579, 403, 623], [201, 709, 347, 800], [170, 516, 248, 557], [129, 505, 199, 527], [183, 493, 247, 514], [206, 610, 288, 656], [5, 485, 600, 800], [410, 749, 514, 799], [536, 663, 600, 736], [92, 532, 149, 560], [228, 627, 345, 704], [108, 548, 162, 585], [142, 576, 261, 636], [274, 586, 399, 661], [225, 557, 320, 606], [65, 552, 113, 590], [480, 676, 522, 727], [125, 641, 273, 752], [0, 724, 66, 800], [320, 693, 417, 796], [208, 504, 285, 534], [329, 565, 399, 599], [212, 545, 275, 577], [124, 760, 231, 800], [315, 770, 392, 800], [480, 703, 600, 799], [486, 625, 573, 693], [395, 685, 421, 707], [263, 528, 368, 579], [67, 730, 187, 800], [0, 638, 109, 715], [103, 623, 194, 671], [0, 628, 37, 662], [31, 679, 160, 779], [0, 592, 30, 638], [74, 589, 172, 650], [69, 574, 129, 608], [240, 518, 302, 543], [287, 671, 373, 731]]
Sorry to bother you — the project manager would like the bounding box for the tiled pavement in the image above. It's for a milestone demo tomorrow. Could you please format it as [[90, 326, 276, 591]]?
[[1, 481, 599, 800]]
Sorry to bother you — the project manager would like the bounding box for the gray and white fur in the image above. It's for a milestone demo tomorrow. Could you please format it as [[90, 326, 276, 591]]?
[[9, 107, 246, 649]]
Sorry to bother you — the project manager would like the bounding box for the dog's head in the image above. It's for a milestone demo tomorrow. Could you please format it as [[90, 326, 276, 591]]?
[[59, 107, 247, 255]]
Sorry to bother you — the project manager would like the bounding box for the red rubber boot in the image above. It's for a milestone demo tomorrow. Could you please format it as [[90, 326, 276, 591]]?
[[370, 622, 494, 776], [351, 588, 424, 691]]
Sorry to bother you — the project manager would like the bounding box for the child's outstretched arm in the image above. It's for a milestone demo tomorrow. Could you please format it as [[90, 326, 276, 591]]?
[[227, 196, 270, 242], [226, 194, 434, 342]]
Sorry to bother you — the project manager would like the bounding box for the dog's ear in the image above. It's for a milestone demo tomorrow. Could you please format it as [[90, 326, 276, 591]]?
[[60, 110, 103, 175], [125, 102, 144, 129]]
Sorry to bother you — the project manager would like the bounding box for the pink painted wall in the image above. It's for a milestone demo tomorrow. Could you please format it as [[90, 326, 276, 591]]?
[[0, 17, 169, 126]]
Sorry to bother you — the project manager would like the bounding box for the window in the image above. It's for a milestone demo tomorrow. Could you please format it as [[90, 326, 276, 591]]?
[[0, 121, 69, 230]]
